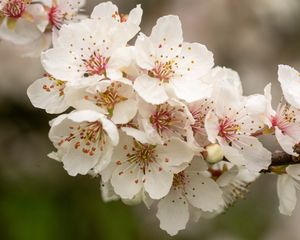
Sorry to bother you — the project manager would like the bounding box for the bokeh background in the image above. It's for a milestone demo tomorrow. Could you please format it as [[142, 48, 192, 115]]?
[[1, 0, 300, 239]]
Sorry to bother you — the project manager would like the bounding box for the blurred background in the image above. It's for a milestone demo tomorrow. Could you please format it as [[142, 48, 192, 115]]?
[[1, 0, 300, 239]]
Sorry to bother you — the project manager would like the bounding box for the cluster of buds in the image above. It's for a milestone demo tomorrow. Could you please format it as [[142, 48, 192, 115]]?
[[0, 0, 86, 56], [26, 1, 300, 235]]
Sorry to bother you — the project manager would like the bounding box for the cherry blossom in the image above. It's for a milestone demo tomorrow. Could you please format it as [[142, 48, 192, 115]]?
[[205, 87, 271, 172], [156, 157, 224, 235], [68, 78, 138, 124], [49, 110, 119, 176], [134, 15, 214, 104], [264, 84, 300, 156], [106, 130, 194, 200]]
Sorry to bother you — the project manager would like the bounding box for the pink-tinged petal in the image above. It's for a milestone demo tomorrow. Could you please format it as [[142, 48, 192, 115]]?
[[156, 138, 194, 168], [156, 189, 189, 236], [133, 75, 168, 104], [111, 162, 143, 199], [286, 165, 300, 181], [205, 111, 219, 143], [185, 173, 224, 211], [144, 164, 173, 199], [275, 127, 298, 156], [277, 174, 297, 216], [278, 65, 300, 109]]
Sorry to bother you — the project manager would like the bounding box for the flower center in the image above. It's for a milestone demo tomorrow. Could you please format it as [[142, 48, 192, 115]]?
[[148, 60, 175, 83], [83, 52, 109, 77], [150, 104, 184, 138], [172, 172, 186, 188], [48, 6, 64, 30], [219, 117, 241, 140], [126, 140, 156, 174], [2, 0, 28, 18], [272, 104, 297, 133], [84, 83, 128, 116], [59, 121, 106, 156]]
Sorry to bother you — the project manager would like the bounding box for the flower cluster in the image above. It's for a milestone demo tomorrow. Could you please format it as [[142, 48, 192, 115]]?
[[0, 0, 86, 57], [27, 2, 300, 235]]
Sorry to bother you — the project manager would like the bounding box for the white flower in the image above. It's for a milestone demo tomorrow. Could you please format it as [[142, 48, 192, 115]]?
[[0, 1, 48, 45], [137, 98, 194, 143], [156, 157, 224, 236], [278, 64, 300, 109], [205, 87, 271, 172], [42, 17, 135, 84], [27, 74, 69, 114], [277, 164, 300, 216], [134, 15, 214, 104], [264, 84, 300, 156], [49, 110, 119, 176], [68, 78, 138, 124], [105, 130, 194, 200], [42, 0, 86, 30], [91, 1, 142, 41]]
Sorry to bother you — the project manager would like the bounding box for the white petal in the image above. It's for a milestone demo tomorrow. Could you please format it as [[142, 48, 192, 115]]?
[[111, 162, 143, 199], [170, 77, 212, 102], [100, 181, 119, 202], [91, 2, 118, 19], [156, 189, 189, 236], [175, 42, 214, 78], [111, 99, 138, 124], [278, 64, 300, 109], [186, 173, 224, 211], [204, 111, 219, 143], [277, 174, 297, 216], [133, 75, 168, 104], [286, 165, 300, 181], [150, 16, 182, 57], [144, 164, 173, 199], [231, 135, 272, 172], [62, 147, 99, 176], [27, 77, 68, 114], [275, 127, 298, 156], [156, 138, 194, 168]]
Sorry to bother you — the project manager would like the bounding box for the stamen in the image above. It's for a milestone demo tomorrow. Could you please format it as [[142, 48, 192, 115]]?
[[148, 60, 175, 83], [82, 52, 109, 77]]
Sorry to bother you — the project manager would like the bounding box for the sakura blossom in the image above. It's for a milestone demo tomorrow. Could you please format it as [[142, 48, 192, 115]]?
[[0, 0, 86, 56], [156, 157, 224, 235], [49, 110, 119, 176], [23, 1, 300, 236], [134, 15, 214, 104]]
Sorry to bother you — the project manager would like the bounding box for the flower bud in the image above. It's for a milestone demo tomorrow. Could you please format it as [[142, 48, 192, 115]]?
[[205, 144, 224, 164]]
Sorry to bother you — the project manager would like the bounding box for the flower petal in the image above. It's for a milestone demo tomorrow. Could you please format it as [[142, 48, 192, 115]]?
[[156, 189, 189, 236], [133, 75, 168, 104], [277, 174, 297, 216]]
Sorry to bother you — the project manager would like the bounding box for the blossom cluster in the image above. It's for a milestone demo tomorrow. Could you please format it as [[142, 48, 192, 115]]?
[[0, 0, 86, 56], [27, 1, 300, 235]]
